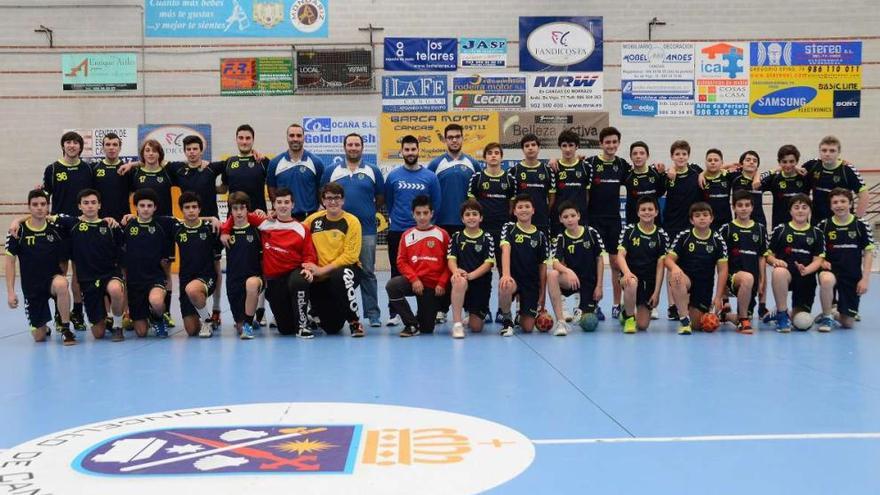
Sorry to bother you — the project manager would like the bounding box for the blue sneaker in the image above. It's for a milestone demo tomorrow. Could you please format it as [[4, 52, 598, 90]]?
[[154, 319, 168, 339], [595, 306, 606, 321], [816, 315, 835, 333], [776, 311, 791, 333], [494, 311, 504, 324], [611, 305, 622, 321], [240, 322, 255, 340], [368, 317, 381, 328]]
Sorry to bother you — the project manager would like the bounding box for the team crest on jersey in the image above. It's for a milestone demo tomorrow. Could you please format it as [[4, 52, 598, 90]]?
[[612, 164, 619, 173], [848, 230, 857, 239], [833, 175, 841, 183], [100, 227, 108, 235], [706, 244, 714, 253], [427, 240, 435, 248], [538, 174, 546, 181], [753, 234, 760, 242], [253, 1, 284, 28], [806, 236, 814, 245], [530, 239, 538, 248], [157, 177, 164, 183], [474, 243, 483, 253], [500, 181, 508, 190], [246, 234, 255, 243], [796, 181, 803, 187], [575, 170, 583, 179], [200, 233, 207, 240], [648, 240, 656, 248], [148, 226, 156, 234], [46, 234, 55, 242]]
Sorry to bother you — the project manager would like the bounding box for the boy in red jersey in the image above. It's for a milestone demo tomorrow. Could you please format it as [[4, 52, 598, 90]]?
[[386, 195, 451, 337]]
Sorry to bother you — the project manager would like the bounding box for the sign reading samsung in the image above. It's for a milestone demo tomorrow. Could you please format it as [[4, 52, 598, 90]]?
[[384, 38, 457, 71], [519, 16, 603, 72]]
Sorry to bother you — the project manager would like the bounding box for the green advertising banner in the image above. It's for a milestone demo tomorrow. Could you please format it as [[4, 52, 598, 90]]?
[[61, 53, 137, 91], [220, 57, 294, 96]]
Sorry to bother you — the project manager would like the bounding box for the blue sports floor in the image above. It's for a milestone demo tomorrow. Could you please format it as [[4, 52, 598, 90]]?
[[2, 271, 880, 493]]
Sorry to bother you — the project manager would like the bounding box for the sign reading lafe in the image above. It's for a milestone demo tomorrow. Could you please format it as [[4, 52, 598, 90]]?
[[749, 41, 861, 118], [62, 53, 137, 91], [382, 75, 448, 112], [384, 38, 457, 71], [221, 57, 294, 96], [519, 16, 603, 72], [145, 0, 328, 38]]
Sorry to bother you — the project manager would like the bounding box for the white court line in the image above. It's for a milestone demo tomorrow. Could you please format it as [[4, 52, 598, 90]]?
[[532, 432, 880, 445]]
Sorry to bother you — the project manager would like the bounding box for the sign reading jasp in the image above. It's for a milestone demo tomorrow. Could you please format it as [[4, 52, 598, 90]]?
[[384, 38, 458, 71], [459, 38, 507, 68], [145, 0, 328, 38]]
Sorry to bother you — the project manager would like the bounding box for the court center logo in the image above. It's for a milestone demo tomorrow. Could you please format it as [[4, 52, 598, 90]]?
[[0, 402, 534, 494]]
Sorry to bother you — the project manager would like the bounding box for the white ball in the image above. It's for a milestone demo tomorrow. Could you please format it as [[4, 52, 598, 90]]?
[[792, 312, 814, 330]]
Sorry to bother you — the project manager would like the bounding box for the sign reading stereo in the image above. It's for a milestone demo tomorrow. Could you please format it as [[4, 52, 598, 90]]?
[[519, 16, 603, 72], [384, 38, 457, 71]]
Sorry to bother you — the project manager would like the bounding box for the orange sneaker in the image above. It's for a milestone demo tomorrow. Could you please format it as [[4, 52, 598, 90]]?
[[737, 319, 753, 334]]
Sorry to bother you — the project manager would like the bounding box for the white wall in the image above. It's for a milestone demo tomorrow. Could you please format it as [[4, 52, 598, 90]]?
[[0, 0, 877, 207]]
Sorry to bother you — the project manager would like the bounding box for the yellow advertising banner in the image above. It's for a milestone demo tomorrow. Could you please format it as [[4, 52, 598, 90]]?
[[749, 65, 861, 118], [379, 112, 499, 167]]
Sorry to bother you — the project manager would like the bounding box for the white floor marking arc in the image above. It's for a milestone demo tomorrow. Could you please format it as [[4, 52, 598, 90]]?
[[531, 432, 880, 445]]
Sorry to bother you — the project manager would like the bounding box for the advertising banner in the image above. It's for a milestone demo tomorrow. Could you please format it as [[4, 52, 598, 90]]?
[[749, 41, 862, 118], [220, 57, 294, 96], [379, 112, 498, 164], [526, 73, 603, 110], [61, 53, 137, 91], [296, 49, 372, 91], [452, 75, 527, 110], [145, 0, 328, 38], [138, 124, 213, 162], [621, 42, 695, 117], [458, 38, 507, 68], [66, 128, 139, 161], [382, 75, 448, 112], [384, 38, 457, 71], [695, 42, 749, 116], [498, 111, 607, 157], [519, 16, 603, 72], [301, 116, 378, 168]]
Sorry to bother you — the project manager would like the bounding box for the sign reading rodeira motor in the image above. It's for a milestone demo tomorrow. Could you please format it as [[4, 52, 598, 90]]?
[[749, 41, 861, 118], [452, 75, 527, 110], [145, 0, 328, 38], [519, 16, 603, 72]]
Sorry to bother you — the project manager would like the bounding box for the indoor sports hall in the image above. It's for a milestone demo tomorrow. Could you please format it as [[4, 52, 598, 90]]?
[[1, 1, 878, 494]]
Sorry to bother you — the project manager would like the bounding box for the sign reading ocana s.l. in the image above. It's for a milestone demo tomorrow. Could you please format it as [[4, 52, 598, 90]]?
[[138, 124, 212, 162], [519, 16, 603, 72], [301, 116, 378, 168], [748, 41, 862, 118], [379, 112, 499, 164], [145, 0, 328, 38], [0, 403, 534, 494], [61, 53, 137, 91]]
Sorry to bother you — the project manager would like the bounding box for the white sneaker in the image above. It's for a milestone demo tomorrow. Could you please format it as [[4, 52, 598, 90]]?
[[572, 308, 583, 323], [650, 307, 659, 320], [500, 325, 514, 337], [563, 309, 573, 322], [385, 315, 402, 327], [436, 311, 448, 324], [553, 321, 569, 336], [451, 322, 465, 339], [198, 321, 213, 338]]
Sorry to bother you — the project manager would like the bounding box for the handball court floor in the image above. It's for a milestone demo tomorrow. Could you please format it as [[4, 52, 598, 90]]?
[[2, 271, 880, 494]]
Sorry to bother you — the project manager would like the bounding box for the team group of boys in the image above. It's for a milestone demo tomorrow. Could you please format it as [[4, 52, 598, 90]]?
[[4, 124, 876, 344]]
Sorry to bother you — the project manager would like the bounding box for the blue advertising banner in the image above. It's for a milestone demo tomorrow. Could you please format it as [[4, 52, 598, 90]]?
[[750, 41, 862, 66], [381, 75, 448, 112], [519, 16, 603, 72], [145, 0, 328, 38], [452, 75, 526, 109], [459, 38, 507, 68], [383, 38, 457, 71], [302, 116, 378, 168], [138, 124, 212, 162]]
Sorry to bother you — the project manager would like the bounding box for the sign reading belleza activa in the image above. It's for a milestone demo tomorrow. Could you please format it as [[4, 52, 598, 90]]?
[[62, 53, 137, 91], [519, 16, 603, 72], [145, 0, 328, 38]]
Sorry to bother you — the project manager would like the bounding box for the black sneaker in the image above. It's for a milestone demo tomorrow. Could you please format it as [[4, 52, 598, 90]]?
[[111, 327, 124, 342], [60, 327, 77, 346], [296, 327, 315, 339], [667, 305, 679, 321], [70, 311, 86, 331], [399, 326, 420, 338], [104, 316, 114, 330]]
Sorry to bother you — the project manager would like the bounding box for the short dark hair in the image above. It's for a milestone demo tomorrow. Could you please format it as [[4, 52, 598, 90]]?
[[133, 188, 159, 207], [557, 130, 580, 147], [732, 189, 753, 205], [483, 142, 503, 157], [344, 133, 363, 147], [27, 189, 49, 204], [706, 148, 723, 160], [227, 191, 251, 208], [689, 202, 713, 218], [321, 182, 345, 198], [178, 191, 201, 209], [60, 131, 84, 151], [77, 188, 101, 203], [556, 200, 580, 217], [829, 187, 854, 203], [789, 193, 811, 210], [739, 150, 760, 166], [630, 141, 650, 155], [400, 135, 419, 147], [139, 139, 165, 163], [444, 124, 463, 137], [102, 132, 121, 144], [777, 144, 800, 162], [512, 193, 533, 208], [460, 199, 482, 217], [411, 194, 432, 211], [636, 195, 659, 210], [182, 135, 204, 150], [274, 187, 293, 201], [599, 126, 621, 142], [236, 124, 255, 137], [520, 133, 540, 149], [670, 140, 691, 156]]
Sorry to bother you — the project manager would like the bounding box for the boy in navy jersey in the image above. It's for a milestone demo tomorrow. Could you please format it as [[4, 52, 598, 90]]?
[[173, 192, 223, 338], [448, 200, 495, 338], [617, 196, 669, 333], [547, 202, 605, 336], [718, 190, 768, 334], [224, 192, 263, 339], [386, 195, 451, 337], [219, 124, 271, 213], [701, 148, 733, 230], [803, 136, 867, 223], [623, 141, 666, 225], [91, 132, 132, 221], [498, 194, 549, 336], [551, 131, 592, 236], [43, 131, 93, 331], [662, 140, 704, 321], [468, 142, 515, 247], [510, 134, 555, 236], [121, 189, 176, 339], [665, 203, 728, 334], [816, 188, 875, 331], [585, 127, 631, 321], [766, 194, 825, 333], [757, 145, 810, 228], [5, 190, 75, 345], [730, 151, 767, 227]]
